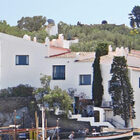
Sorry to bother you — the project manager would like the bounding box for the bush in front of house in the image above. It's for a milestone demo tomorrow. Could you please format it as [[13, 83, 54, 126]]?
[[0, 84, 34, 97]]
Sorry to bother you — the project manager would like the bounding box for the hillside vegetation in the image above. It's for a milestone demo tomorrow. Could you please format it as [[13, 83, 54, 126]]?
[[0, 20, 48, 43], [0, 19, 140, 51], [58, 22, 140, 51]]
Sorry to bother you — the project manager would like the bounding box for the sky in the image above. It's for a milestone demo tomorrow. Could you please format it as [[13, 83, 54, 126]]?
[[0, 0, 140, 26]]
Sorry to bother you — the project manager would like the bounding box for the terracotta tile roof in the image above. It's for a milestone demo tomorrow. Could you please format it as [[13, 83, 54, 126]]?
[[128, 66, 140, 71], [129, 50, 140, 57], [99, 50, 140, 68], [51, 52, 95, 62], [127, 55, 140, 68], [126, 50, 140, 68], [77, 57, 94, 62], [49, 46, 71, 57], [49, 48, 140, 68], [100, 55, 114, 64]]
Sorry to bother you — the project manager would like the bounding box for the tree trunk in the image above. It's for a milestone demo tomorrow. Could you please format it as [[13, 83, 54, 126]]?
[[125, 119, 129, 128]]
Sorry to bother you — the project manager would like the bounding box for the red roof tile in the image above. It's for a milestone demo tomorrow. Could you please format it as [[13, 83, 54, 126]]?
[[49, 46, 71, 57]]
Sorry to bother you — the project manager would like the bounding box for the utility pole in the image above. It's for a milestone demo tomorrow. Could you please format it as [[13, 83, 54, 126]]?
[[22, 111, 25, 128], [35, 111, 39, 140], [45, 119, 47, 139], [56, 118, 60, 140], [14, 110, 17, 140], [42, 107, 45, 140]]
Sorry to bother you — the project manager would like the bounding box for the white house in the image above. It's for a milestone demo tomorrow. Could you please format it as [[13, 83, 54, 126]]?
[[45, 52, 94, 99], [0, 33, 70, 89], [100, 49, 140, 128], [0, 32, 140, 128], [45, 46, 140, 128]]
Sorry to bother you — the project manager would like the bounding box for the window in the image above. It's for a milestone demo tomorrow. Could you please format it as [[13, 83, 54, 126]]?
[[53, 65, 65, 80], [80, 75, 91, 85], [16, 55, 29, 65]]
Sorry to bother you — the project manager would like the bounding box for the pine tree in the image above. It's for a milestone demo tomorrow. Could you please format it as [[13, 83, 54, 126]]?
[[92, 49, 104, 107], [109, 56, 135, 127]]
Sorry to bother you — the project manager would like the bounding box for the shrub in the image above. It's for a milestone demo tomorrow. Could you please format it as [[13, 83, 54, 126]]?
[[0, 84, 34, 97]]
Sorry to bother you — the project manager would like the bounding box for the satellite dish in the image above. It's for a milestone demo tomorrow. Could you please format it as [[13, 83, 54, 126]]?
[[101, 20, 108, 24], [47, 19, 55, 25]]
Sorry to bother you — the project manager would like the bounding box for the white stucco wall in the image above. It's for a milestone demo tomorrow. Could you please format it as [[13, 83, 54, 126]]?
[[63, 40, 70, 49], [63, 39, 79, 49], [45, 58, 93, 99], [0, 41, 1, 89], [101, 61, 140, 128], [100, 63, 112, 103], [0, 33, 93, 99], [94, 107, 105, 122], [129, 69, 140, 128], [0, 33, 48, 89]]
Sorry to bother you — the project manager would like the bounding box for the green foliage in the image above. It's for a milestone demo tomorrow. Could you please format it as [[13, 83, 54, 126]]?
[[59, 22, 140, 51], [44, 86, 73, 114], [92, 43, 105, 107], [28, 100, 38, 119], [109, 56, 135, 127], [33, 74, 51, 104], [12, 84, 34, 97], [70, 41, 94, 52], [1, 18, 140, 50], [0, 20, 27, 37], [0, 84, 34, 97], [17, 16, 47, 32], [95, 42, 108, 56], [1, 17, 140, 51], [129, 6, 140, 28], [0, 20, 48, 43], [34, 74, 72, 114], [49, 34, 58, 41], [129, 6, 140, 50], [31, 28, 48, 43], [0, 88, 12, 97]]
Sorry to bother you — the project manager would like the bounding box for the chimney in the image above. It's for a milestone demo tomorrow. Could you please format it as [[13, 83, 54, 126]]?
[[45, 37, 50, 57], [108, 45, 112, 52], [115, 47, 120, 56], [51, 39, 57, 47], [75, 52, 80, 61], [108, 45, 113, 56], [33, 37, 37, 42], [124, 47, 129, 58], [58, 34, 64, 40], [120, 47, 125, 56], [115, 47, 126, 56]]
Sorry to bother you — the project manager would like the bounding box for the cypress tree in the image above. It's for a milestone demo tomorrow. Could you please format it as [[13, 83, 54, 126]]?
[[109, 56, 135, 127], [92, 49, 104, 107], [92, 42, 108, 107]]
